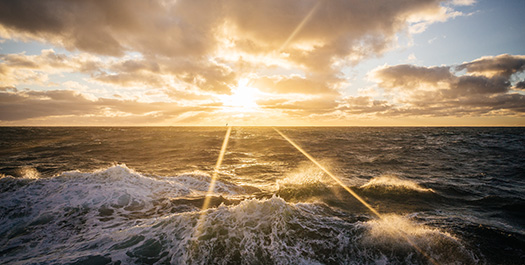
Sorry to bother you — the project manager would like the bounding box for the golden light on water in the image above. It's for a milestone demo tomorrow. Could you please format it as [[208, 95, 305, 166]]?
[[272, 127, 440, 265], [191, 126, 439, 264], [273, 127, 381, 217], [1, 0, 523, 263], [193, 126, 232, 238]]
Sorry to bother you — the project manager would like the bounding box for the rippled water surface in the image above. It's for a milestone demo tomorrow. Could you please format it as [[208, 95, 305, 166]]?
[[0, 127, 524, 264]]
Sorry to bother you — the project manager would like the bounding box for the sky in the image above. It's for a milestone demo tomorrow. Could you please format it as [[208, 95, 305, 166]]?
[[0, 0, 524, 126]]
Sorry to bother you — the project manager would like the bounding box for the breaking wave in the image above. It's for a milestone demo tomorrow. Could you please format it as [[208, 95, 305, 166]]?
[[360, 175, 434, 193], [361, 214, 479, 264], [0, 165, 480, 264]]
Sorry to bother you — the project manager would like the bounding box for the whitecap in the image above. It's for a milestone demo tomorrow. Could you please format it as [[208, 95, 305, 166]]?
[[360, 175, 434, 193]]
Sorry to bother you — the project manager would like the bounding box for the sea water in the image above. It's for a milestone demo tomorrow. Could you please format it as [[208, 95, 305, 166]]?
[[0, 127, 523, 264]]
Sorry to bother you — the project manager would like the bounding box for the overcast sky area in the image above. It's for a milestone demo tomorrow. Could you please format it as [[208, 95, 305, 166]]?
[[0, 0, 524, 126]]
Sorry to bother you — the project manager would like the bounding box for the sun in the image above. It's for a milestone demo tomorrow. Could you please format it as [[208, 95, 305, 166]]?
[[221, 78, 261, 111]]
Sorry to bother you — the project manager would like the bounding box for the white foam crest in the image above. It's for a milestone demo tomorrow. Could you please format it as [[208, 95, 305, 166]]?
[[361, 214, 479, 264], [18, 166, 40, 179], [0, 165, 248, 230], [0, 193, 480, 264], [0, 165, 203, 263], [98, 197, 345, 264], [51, 165, 191, 207], [363, 214, 451, 243], [59, 197, 326, 264], [130, 198, 479, 264], [360, 175, 434, 193], [172, 172, 244, 195], [277, 163, 331, 189], [165, 197, 336, 264], [0, 165, 191, 240]]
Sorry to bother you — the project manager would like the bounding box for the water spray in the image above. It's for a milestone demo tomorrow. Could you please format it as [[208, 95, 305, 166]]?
[[272, 127, 440, 265]]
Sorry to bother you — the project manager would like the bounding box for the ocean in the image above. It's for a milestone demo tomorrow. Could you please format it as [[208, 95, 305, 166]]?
[[0, 127, 523, 264]]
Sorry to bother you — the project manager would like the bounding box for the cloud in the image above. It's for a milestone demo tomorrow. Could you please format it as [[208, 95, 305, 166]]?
[[407, 4, 465, 34], [4, 0, 518, 125], [258, 95, 339, 114], [0, 0, 464, 85], [0, 90, 100, 120], [339, 96, 393, 115], [372, 64, 454, 90], [515, 80, 525, 91], [0, 0, 222, 57], [0, 89, 210, 123], [449, 75, 510, 96], [0, 49, 101, 86], [450, 0, 476, 6], [252, 75, 338, 95], [3, 54, 523, 124], [0, 49, 235, 98], [456, 54, 525, 78], [368, 54, 525, 116]]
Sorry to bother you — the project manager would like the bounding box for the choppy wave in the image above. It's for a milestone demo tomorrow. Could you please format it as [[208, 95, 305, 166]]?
[[0, 165, 248, 264], [276, 164, 334, 201], [0, 165, 482, 264], [360, 175, 434, 193], [361, 214, 478, 264], [1, 127, 523, 264], [18, 166, 41, 179]]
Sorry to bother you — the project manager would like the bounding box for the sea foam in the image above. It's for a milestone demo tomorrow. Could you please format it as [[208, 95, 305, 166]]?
[[0, 166, 478, 264], [360, 175, 434, 193]]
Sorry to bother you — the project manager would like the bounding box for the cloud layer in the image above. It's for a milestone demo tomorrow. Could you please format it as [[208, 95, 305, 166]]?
[[0, 0, 454, 63], [0, 0, 465, 85], [1, 0, 522, 125], [364, 54, 525, 116]]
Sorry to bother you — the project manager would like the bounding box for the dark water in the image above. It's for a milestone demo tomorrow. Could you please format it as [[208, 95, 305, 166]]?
[[0, 127, 524, 264]]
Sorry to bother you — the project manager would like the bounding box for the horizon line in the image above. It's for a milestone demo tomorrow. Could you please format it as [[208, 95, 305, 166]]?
[[1, 125, 524, 128]]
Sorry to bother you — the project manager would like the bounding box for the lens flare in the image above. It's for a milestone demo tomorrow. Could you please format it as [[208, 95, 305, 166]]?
[[273, 127, 440, 265], [279, 1, 322, 52], [193, 126, 232, 238], [273, 127, 381, 217]]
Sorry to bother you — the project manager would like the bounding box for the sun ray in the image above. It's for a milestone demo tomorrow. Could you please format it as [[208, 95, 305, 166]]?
[[273, 127, 381, 217], [272, 127, 440, 265], [193, 126, 232, 239], [279, 0, 322, 52]]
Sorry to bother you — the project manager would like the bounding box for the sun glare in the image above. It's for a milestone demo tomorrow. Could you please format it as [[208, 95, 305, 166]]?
[[221, 78, 261, 111]]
